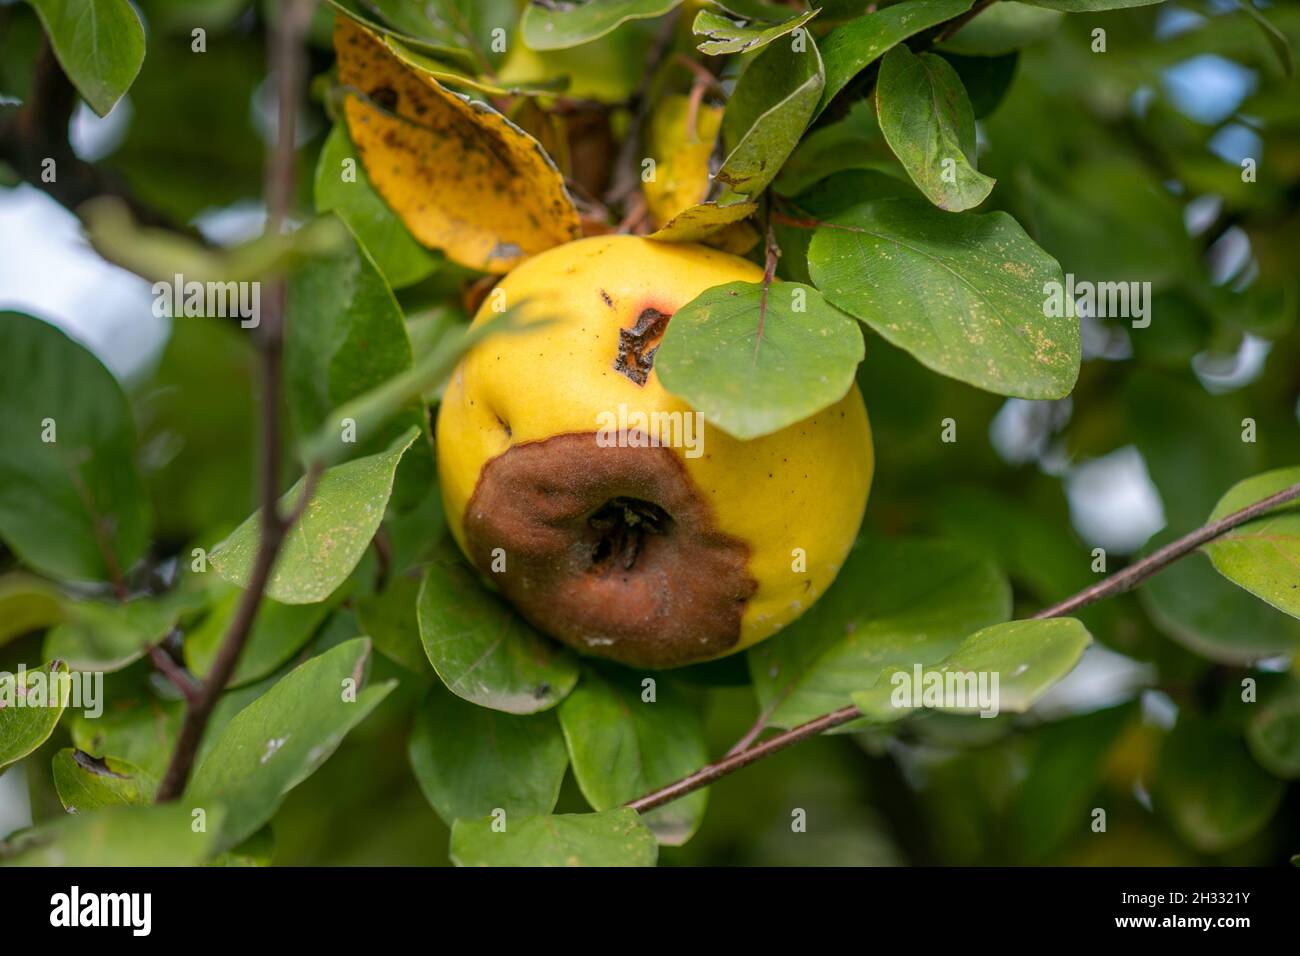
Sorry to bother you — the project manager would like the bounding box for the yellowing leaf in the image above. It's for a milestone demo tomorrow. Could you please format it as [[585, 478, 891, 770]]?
[[644, 93, 724, 228], [334, 17, 580, 273]]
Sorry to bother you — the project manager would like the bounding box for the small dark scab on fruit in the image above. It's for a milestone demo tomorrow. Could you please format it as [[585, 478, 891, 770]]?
[[615, 308, 671, 386], [462, 434, 756, 668], [599, 289, 614, 309], [368, 85, 398, 111]]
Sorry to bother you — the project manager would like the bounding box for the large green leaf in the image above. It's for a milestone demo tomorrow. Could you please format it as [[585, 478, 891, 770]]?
[[807, 198, 1078, 399], [52, 749, 155, 811], [655, 280, 864, 440], [717, 32, 824, 199], [0, 312, 148, 584], [693, 7, 818, 55], [450, 809, 658, 867], [0, 804, 223, 866], [521, 0, 681, 50], [417, 558, 579, 714], [44, 588, 206, 671], [183, 586, 342, 687], [0, 661, 69, 773], [875, 46, 995, 211], [286, 218, 433, 510], [286, 218, 416, 437], [355, 571, 432, 674], [853, 618, 1092, 720], [1202, 467, 1300, 620], [1153, 715, 1284, 854], [314, 126, 438, 290], [186, 637, 395, 851], [408, 688, 568, 825], [210, 428, 418, 604], [29, 0, 145, 116], [343, 0, 515, 69], [70, 694, 183, 780], [818, 0, 973, 117], [558, 669, 708, 845], [1141, 543, 1300, 664], [940, 2, 1062, 57], [749, 537, 1011, 729]]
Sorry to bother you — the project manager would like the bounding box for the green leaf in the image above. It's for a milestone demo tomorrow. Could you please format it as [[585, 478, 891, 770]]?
[[807, 198, 1078, 399], [655, 280, 864, 440], [852, 618, 1092, 721], [70, 694, 182, 780], [940, 2, 1062, 57], [44, 589, 205, 672], [28, 0, 145, 116], [1019, 0, 1166, 10], [314, 125, 438, 290], [1141, 541, 1300, 664], [692, 7, 818, 56], [558, 669, 708, 845], [1203, 467, 1300, 620], [943, 51, 1018, 119], [1247, 686, 1300, 779], [183, 586, 342, 687], [521, 0, 682, 51], [286, 219, 427, 459], [329, 0, 509, 70], [450, 809, 658, 867], [648, 200, 758, 244], [1154, 715, 1284, 854], [210, 428, 419, 604], [818, 0, 973, 117], [717, 32, 824, 199], [355, 572, 432, 674], [0, 575, 65, 647], [0, 661, 69, 772], [409, 688, 568, 825], [749, 537, 1011, 729], [0, 803, 223, 866], [0, 312, 148, 584], [186, 637, 395, 851], [416, 558, 580, 714], [876, 46, 995, 211], [52, 749, 155, 811]]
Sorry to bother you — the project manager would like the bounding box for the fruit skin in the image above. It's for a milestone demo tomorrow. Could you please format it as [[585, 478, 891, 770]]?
[[436, 235, 873, 668]]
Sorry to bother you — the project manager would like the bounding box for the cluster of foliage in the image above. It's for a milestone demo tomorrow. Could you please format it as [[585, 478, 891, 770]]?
[[1, 0, 1299, 866]]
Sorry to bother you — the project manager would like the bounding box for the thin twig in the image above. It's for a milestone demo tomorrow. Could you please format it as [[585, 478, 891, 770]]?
[[628, 482, 1300, 813], [154, 0, 318, 803], [753, 223, 780, 365], [148, 640, 200, 705]]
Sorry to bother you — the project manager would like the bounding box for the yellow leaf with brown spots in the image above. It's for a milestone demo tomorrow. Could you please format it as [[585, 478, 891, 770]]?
[[334, 17, 580, 273]]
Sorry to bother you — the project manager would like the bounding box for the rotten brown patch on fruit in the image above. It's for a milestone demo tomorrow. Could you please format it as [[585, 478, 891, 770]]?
[[615, 307, 671, 386], [462, 434, 756, 669]]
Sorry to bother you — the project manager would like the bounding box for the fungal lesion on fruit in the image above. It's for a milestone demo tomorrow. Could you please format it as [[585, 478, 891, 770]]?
[[614, 307, 671, 386], [587, 496, 670, 573]]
